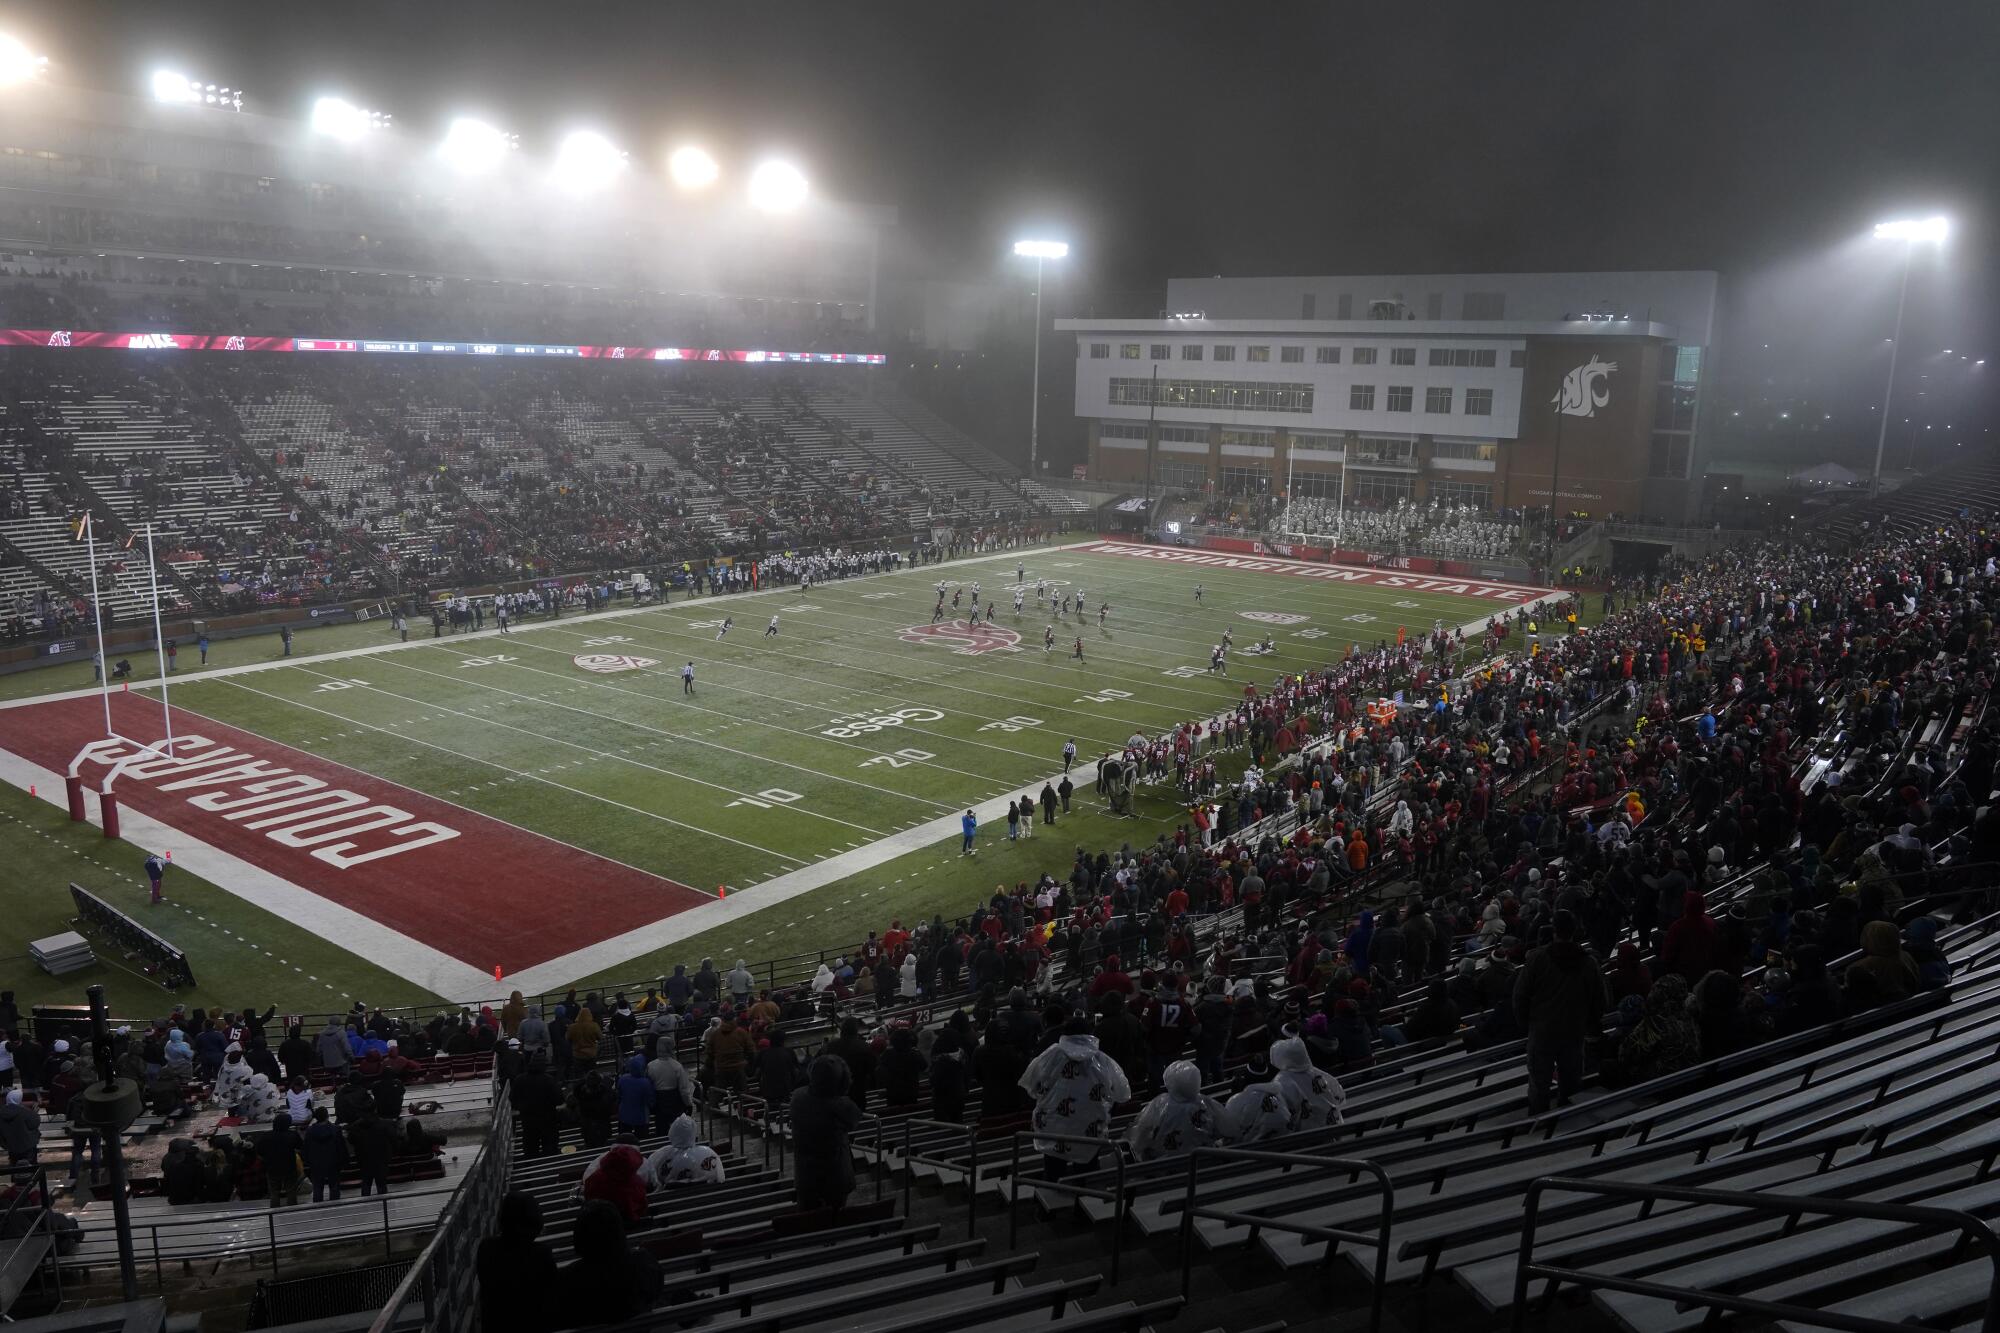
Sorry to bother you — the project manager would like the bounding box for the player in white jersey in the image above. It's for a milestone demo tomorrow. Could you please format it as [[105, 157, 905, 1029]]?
[[1014, 589, 1025, 614], [766, 615, 780, 638], [1097, 602, 1109, 628], [1194, 582, 1204, 603], [716, 616, 733, 640], [1016, 560, 1025, 583]]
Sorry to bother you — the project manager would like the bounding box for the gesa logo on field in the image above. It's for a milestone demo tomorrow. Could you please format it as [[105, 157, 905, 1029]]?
[[896, 621, 1021, 655]]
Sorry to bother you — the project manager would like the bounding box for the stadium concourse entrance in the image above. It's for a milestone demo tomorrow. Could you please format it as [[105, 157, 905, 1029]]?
[[1610, 536, 1672, 575]]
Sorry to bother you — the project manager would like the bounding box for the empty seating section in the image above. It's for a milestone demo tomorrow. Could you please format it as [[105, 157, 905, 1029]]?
[[805, 390, 1025, 520], [0, 358, 1048, 629]]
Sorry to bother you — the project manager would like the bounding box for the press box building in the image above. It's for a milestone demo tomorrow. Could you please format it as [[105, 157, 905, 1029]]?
[[1058, 271, 1717, 522]]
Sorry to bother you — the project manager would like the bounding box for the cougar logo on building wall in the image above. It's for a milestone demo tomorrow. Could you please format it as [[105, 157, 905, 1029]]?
[[1552, 355, 1619, 418]]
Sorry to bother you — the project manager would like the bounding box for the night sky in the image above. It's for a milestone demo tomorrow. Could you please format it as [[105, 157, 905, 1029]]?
[[12, 0, 2000, 445]]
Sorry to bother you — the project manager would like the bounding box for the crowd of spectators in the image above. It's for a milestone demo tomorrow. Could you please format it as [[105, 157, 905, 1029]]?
[[1, 998, 458, 1208], [496, 506, 1998, 1183]]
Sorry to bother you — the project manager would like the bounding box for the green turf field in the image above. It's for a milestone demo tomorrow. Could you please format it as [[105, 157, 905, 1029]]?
[[0, 540, 1549, 1014]]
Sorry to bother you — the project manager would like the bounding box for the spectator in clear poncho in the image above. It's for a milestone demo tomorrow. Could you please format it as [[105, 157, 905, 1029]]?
[[1020, 1016, 1131, 1180], [642, 1115, 725, 1186], [1126, 1060, 1224, 1161]]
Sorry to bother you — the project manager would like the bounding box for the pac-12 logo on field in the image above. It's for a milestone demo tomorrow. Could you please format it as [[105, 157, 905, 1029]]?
[[896, 622, 1022, 655], [572, 653, 660, 674], [1239, 611, 1307, 625]]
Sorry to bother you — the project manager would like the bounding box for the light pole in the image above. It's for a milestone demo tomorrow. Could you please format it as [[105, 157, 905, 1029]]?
[[1868, 215, 1948, 496], [1013, 240, 1068, 481]]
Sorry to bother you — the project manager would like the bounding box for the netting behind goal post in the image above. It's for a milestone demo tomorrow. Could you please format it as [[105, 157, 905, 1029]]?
[[64, 517, 183, 839]]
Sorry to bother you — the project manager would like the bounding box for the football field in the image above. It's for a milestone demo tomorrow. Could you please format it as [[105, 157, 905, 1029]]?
[[0, 540, 1554, 1007]]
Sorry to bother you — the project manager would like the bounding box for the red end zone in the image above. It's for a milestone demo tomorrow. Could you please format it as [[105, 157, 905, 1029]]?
[[1070, 539, 1554, 601], [0, 693, 708, 974]]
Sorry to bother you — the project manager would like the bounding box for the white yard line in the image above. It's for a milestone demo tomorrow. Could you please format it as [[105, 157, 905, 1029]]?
[[0, 541, 1099, 713], [378, 648, 983, 802], [285, 662, 898, 836], [218, 676, 810, 867], [499, 760, 1107, 994], [0, 747, 498, 1001]]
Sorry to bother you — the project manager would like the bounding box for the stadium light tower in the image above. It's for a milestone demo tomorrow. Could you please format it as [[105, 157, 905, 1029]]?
[[1868, 215, 1950, 495], [151, 70, 243, 110], [0, 34, 49, 86], [553, 130, 627, 194], [669, 145, 719, 190], [1013, 240, 1069, 479], [748, 160, 809, 212], [439, 117, 516, 174], [311, 96, 390, 140]]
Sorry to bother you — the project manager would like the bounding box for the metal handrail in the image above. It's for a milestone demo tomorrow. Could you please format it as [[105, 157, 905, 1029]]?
[[899, 1117, 981, 1239], [0, 1165, 61, 1313], [1007, 1130, 1130, 1284], [1175, 1148, 1393, 1333], [366, 1079, 514, 1333], [1511, 1177, 2000, 1333]]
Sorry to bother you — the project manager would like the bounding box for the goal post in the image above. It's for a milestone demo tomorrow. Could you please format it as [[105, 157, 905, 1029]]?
[[66, 515, 182, 838]]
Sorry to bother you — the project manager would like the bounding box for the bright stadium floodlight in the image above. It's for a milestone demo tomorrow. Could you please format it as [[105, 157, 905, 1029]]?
[[1013, 240, 1069, 260], [439, 117, 516, 174], [748, 160, 809, 212], [1867, 214, 1951, 495], [1873, 215, 1950, 244], [553, 130, 627, 194], [151, 70, 243, 110], [311, 96, 390, 140], [669, 145, 719, 190], [0, 34, 48, 86]]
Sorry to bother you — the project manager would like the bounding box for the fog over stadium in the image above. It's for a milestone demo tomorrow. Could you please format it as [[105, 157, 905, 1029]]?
[[2, 7, 2000, 1332]]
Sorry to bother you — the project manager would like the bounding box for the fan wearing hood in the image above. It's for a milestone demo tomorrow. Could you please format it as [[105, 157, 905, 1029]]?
[[1512, 908, 1609, 1114], [1126, 1061, 1223, 1161], [579, 1142, 649, 1224], [235, 1072, 280, 1124], [1269, 1036, 1346, 1128], [517, 1005, 550, 1059], [1846, 920, 1921, 1008], [213, 1046, 253, 1108], [163, 1029, 194, 1082], [0, 1088, 39, 1168], [614, 1055, 654, 1134], [643, 1114, 725, 1186], [789, 1055, 862, 1210], [1019, 1021, 1132, 1171]]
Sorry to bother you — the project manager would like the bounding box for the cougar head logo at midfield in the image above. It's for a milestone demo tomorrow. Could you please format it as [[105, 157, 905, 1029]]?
[[896, 621, 1022, 655]]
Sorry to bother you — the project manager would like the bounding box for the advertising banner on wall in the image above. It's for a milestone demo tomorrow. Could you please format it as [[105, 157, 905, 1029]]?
[[0, 329, 887, 364]]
